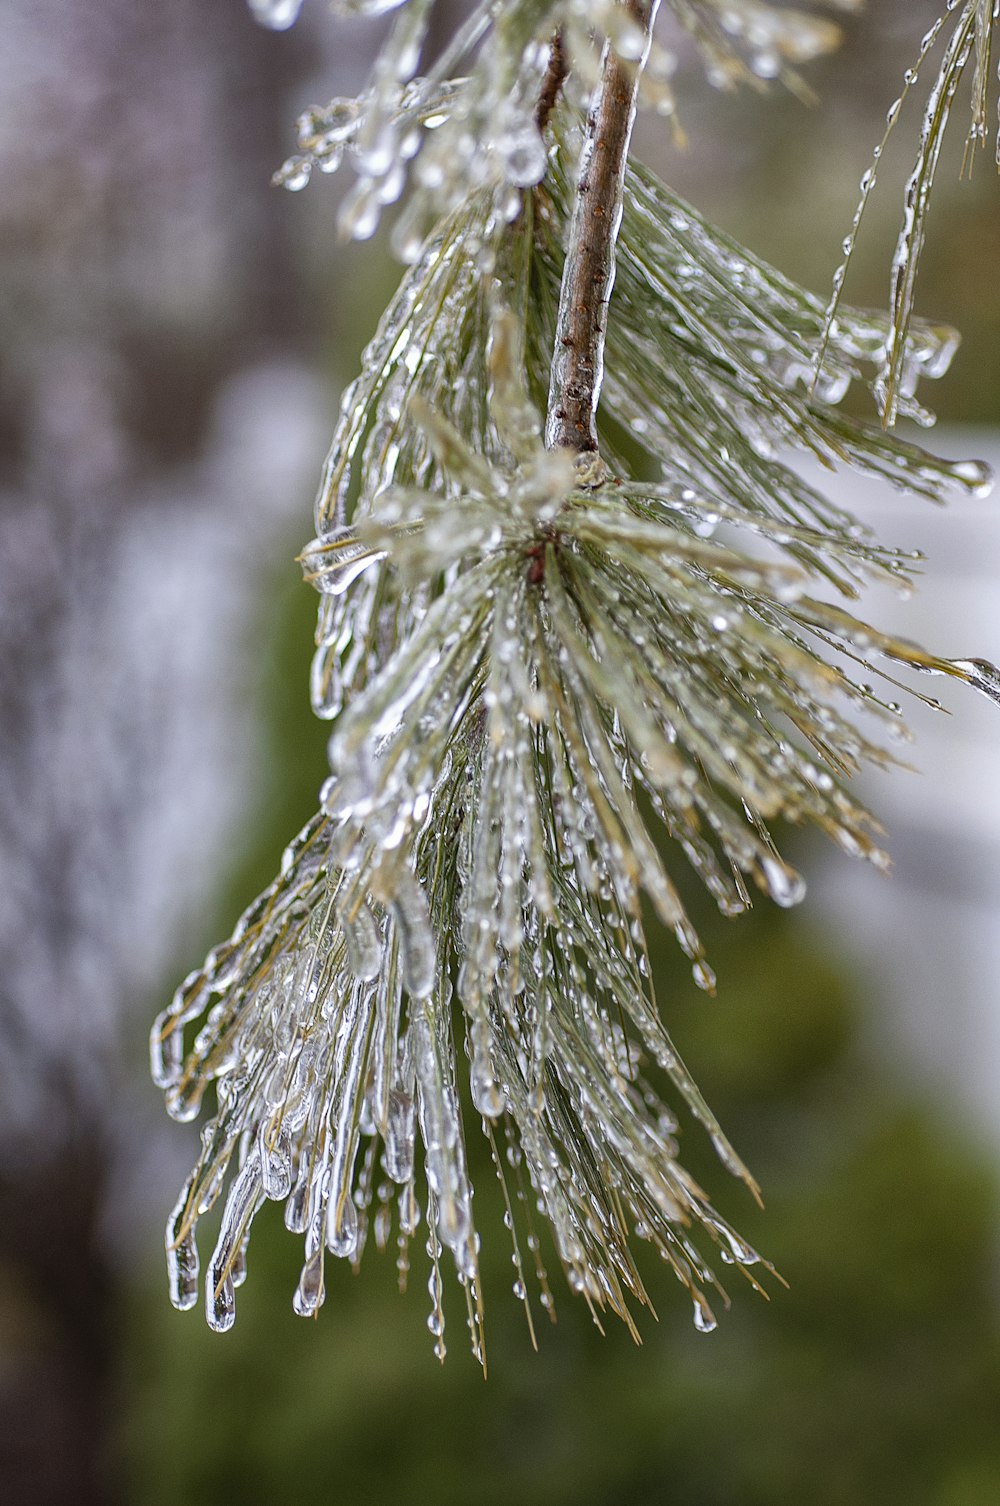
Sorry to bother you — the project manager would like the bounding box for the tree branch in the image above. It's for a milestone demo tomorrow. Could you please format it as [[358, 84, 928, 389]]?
[[535, 31, 568, 136], [545, 1, 659, 455]]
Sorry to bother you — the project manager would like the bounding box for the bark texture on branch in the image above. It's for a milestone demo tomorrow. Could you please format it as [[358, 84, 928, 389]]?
[[545, 1, 658, 454], [535, 31, 568, 136]]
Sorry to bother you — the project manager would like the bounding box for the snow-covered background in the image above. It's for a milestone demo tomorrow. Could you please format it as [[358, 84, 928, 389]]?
[[811, 429, 1000, 1144]]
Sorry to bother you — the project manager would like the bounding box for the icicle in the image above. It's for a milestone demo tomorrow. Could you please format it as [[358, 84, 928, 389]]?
[[206, 1157, 263, 1333], [165, 1181, 200, 1312]]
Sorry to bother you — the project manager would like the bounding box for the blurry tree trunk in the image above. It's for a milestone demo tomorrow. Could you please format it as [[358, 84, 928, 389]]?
[[1, 1137, 114, 1506], [0, 3, 316, 1500]]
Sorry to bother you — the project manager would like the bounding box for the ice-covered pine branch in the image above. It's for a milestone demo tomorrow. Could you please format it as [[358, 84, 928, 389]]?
[[270, 0, 856, 242], [152, 0, 1000, 1362], [819, 0, 1000, 426]]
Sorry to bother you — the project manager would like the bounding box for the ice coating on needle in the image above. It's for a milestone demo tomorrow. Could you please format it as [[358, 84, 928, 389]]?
[[158, 7, 999, 1352], [265, 0, 853, 241]]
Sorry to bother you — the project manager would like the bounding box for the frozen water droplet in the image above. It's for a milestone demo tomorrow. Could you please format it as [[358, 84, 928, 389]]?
[[758, 855, 807, 909], [470, 1039, 504, 1118], [751, 47, 780, 80], [166, 1193, 199, 1311], [248, 0, 304, 31], [317, 148, 344, 175], [398, 1182, 421, 1236], [692, 1293, 717, 1333], [950, 657, 1000, 708], [374, 1202, 392, 1251], [392, 880, 435, 999], [259, 1126, 293, 1201], [340, 178, 381, 241], [336, 0, 410, 15], [272, 154, 312, 192], [384, 1089, 415, 1184], [300, 528, 384, 596], [499, 124, 547, 188], [327, 1192, 359, 1259], [150, 1010, 184, 1089], [692, 959, 716, 993], [949, 458, 994, 498], [343, 900, 383, 981], [164, 1079, 203, 1123], [284, 1181, 309, 1234], [206, 1271, 236, 1333], [293, 1252, 325, 1317]]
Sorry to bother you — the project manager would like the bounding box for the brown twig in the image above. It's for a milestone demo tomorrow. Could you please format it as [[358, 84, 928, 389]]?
[[535, 30, 568, 136], [545, 1, 656, 455]]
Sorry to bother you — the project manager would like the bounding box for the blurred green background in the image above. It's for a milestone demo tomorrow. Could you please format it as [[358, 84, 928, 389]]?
[[3, 3, 1000, 1503], [129, 850, 1000, 1506]]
